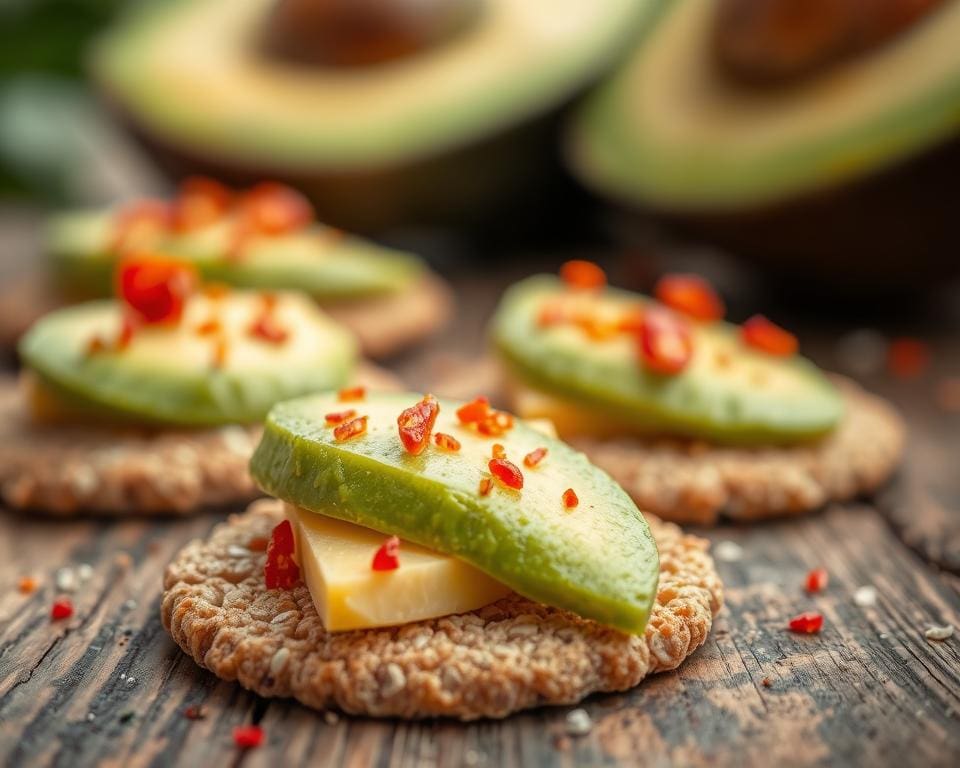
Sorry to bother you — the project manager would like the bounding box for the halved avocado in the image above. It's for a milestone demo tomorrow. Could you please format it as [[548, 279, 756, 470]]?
[[18, 291, 357, 426], [48, 210, 423, 301], [491, 275, 843, 444], [90, 0, 660, 231], [251, 391, 659, 633], [569, 0, 960, 284]]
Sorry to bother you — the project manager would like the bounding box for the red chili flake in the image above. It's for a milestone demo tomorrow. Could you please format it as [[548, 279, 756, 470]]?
[[397, 395, 440, 456], [51, 597, 74, 621], [536, 301, 568, 328], [325, 409, 357, 426], [616, 308, 645, 334], [477, 410, 514, 437], [741, 315, 798, 357], [574, 312, 619, 341], [338, 385, 366, 402], [116, 315, 137, 350], [654, 274, 725, 322], [237, 182, 313, 236], [248, 314, 289, 344], [183, 705, 207, 721], [233, 725, 264, 749], [489, 458, 523, 490], [560, 260, 606, 290], [761, 677, 772, 688], [334, 415, 368, 442], [456, 396, 490, 425], [524, 447, 547, 468], [195, 318, 221, 336], [117, 255, 198, 325], [18, 576, 38, 594], [887, 337, 930, 379], [211, 337, 229, 369], [264, 520, 300, 590], [247, 537, 269, 552], [491, 443, 506, 460], [111, 200, 172, 254], [434, 432, 461, 452], [805, 568, 829, 594], [638, 307, 693, 375], [788, 611, 824, 634], [372, 536, 400, 571], [86, 335, 108, 355], [171, 177, 232, 232], [478, 477, 493, 496], [562, 488, 579, 509]]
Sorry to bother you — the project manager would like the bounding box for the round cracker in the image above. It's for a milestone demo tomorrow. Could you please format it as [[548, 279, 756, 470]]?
[[161, 499, 723, 720], [0, 364, 400, 516], [571, 377, 905, 525], [324, 273, 452, 358]]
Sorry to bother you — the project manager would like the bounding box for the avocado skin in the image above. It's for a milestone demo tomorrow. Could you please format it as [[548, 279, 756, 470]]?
[[251, 392, 660, 634], [492, 276, 843, 445]]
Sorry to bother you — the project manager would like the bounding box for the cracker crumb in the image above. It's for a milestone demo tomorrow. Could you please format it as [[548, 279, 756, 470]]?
[[323, 711, 339, 725], [924, 625, 954, 642], [565, 708, 593, 736], [55, 568, 76, 593], [713, 541, 743, 563], [77, 564, 93, 582], [854, 586, 877, 607]]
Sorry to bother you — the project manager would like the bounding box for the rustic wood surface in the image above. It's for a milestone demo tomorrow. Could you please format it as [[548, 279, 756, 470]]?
[[1, 219, 959, 766]]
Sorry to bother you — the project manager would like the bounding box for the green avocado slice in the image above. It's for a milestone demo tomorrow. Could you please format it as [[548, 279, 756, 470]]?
[[47, 211, 424, 301], [491, 275, 843, 444], [18, 291, 356, 426], [251, 392, 659, 634], [570, 0, 960, 210]]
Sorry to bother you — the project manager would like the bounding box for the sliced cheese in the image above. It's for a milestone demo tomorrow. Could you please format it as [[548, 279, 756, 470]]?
[[510, 381, 629, 439], [285, 503, 512, 632]]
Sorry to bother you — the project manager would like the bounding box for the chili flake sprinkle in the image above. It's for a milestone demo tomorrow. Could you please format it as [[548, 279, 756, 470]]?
[[434, 432, 461, 452], [195, 318, 221, 336], [655, 273, 725, 322], [560, 260, 607, 290], [523, 447, 547, 468], [397, 395, 440, 456], [491, 443, 506, 460], [233, 725, 264, 749], [338, 385, 366, 402], [562, 488, 579, 509], [18, 576, 38, 594], [211, 337, 229, 369], [489, 458, 523, 490], [456, 396, 490, 425], [372, 536, 400, 571], [741, 315, 798, 357], [51, 597, 74, 621], [183, 705, 207, 721], [478, 477, 493, 496], [334, 415, 368, 442], [249, 314, 289, 344], [325, 409, 357, 425], [788, 611, 824, 634], [805, 568, 829, 594]]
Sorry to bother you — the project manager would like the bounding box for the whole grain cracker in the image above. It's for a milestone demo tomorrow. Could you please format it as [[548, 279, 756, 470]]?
[[161, 499, 722, 720], [0, 364, 400, 516]]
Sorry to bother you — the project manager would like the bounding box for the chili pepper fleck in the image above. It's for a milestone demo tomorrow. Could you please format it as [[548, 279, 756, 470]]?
[[456, 396, 490, 425], [523, 447, 547, 468], [491, 443, 506, 460], [560, 260, 606, 290], [325, 409, 357, 425], [805, 568, 829, 594], [338, 385, 366, 402], [434, 432, 461, 452], [478, 477, 493, 496], [372, 536, 400, 571], [788, 611, 824, 634], [489, 458, 523, 490], [562, 489, 579, 509], [741, 315, 798, 357], [334, 415, 368, 442], [655, 274, 725, 322], [117, 255, 198, 326], [249, 314, 289, 344], [639, 307, 693, 375], [233, 725, 264, 749], [397, 395, 440, 456], [18, 576, 38, 594], [183, 705, 207, 720], [51, 597, 74, 621]]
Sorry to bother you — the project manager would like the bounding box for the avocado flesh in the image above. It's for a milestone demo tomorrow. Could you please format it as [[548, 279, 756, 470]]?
[[18, 292, 357, 426], [251, 392, 659, 634], [491, 276, 843, 445], [571, 0, 960, 210], [48, 211, 423, 301], [91, 0, 658, 171]]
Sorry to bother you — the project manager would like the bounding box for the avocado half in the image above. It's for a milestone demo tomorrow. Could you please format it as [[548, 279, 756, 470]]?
[[91, 0, 660, 232], [569, 0, 960, 286]]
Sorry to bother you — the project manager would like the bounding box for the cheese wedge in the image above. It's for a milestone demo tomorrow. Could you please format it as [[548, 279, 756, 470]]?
[[285, 503, 512, 632]]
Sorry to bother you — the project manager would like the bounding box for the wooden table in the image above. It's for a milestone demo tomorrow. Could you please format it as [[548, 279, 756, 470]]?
[[1, 236, 959, 767]]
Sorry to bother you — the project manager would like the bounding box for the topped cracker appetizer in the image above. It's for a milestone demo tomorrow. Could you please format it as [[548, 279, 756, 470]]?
[[490, 263, 905, 523], [162, 391, 722, 719], [0, 254, 396, 515], [45, 179, 450, 356]]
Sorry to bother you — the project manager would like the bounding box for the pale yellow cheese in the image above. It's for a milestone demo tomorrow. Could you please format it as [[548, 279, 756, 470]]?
[[510, 381, 628, 439], [285, 504, 512, 632]]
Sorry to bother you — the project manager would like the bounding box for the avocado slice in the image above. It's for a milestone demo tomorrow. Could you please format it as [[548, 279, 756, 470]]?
[[570, 0, 960, 212], [251, 391, 659, 634], [491, 275, 843, 444], [89, 0, 660, 230], [18, 291, 356, 426], [47, 210, 423, 301]]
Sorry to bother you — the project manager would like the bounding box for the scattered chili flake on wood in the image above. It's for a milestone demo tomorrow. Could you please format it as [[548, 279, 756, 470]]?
[[639, 307, 693, 375], [117, 255, 198, 325], [334, 415, 368, 442], [233, 724, 264, 749], [523, 447, 547, 468], [183, 705, 207, 720], [560, 260, 606, 290], [248, 314, 289, 344], [761, 677, 772, 688], [805, 568, 829, 594], [397, 395, 440, 456], [788, 611, 824, 634], [478, 477, 493, 496], [18, 576, 38, 594], [741, 315, 798, 357], [887, 337, 930, 379], [655, 274, 725, 322], [434, 432, 461, 452], [338, 385, 366, 402], [491, 443, 506, 460], [51, 597, 74, 621], [489, 458, 523, 490], [325, 409, 357, 425], [372, 536, 400, 571], [264, 520, 300, 590], [562, 488, 579, 509]]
